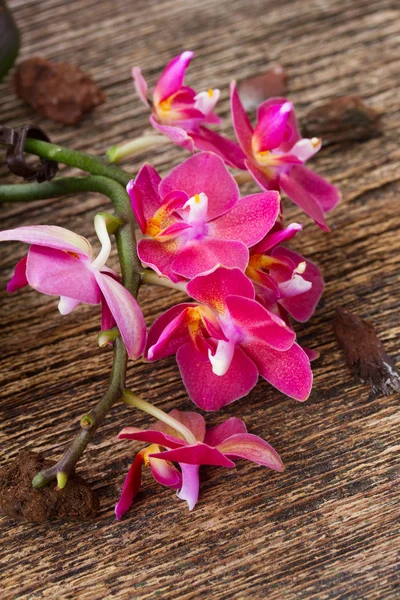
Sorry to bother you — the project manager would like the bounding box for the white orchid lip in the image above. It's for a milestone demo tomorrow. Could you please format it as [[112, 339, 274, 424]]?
[[90, 213, 113, 271], [194, 88, 220, 116], [208, 339, 236, 376], [183, 192, 209, 240]]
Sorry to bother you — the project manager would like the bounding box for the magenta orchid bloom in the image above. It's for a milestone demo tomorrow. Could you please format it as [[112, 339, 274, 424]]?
[[145, 266, 312, 411], [133, 51, 246, 168], [116, 409, 284, 518], [128, 152, 280, 282], [247, 223, 324, 323], [0, 221, 146, 359], [230, 82, 341, 230]]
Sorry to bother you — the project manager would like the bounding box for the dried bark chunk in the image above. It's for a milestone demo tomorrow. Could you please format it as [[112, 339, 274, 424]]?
[[0, 450, 99, 522], [14, 57, 105, 125], [238, 65, 287, 111], [302, 96, 380, 144], [333, 307, 400, 395]]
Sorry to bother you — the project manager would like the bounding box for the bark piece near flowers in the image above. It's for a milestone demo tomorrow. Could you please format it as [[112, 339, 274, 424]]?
[[14, 57, 105, 125], [237, 65, 287, 111], [302, 96, 381, 144], [333, 307, 400, 395], [0, 450, 99, 522]]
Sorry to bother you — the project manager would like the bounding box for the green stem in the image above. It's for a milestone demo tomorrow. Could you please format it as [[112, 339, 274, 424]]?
[[19, 176, 142, 488], [122, 390, 197, 445], [107, 134, 168, 164], [23, 138, 133, 187]]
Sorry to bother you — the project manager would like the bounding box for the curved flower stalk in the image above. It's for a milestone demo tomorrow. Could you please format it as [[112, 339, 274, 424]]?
[[132, 51, 246, 168], [0, 216, 146, 359], [145, 266, 312, 410], [230, 82, 341, 230], [116, 396, 284, 519], [128, 151, 280, 282], [247, 223, 324, 323]]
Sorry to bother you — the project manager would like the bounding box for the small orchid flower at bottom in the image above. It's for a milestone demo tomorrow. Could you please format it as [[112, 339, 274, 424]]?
[[0, 215, 146, 359], [115, 391, 284, 519]]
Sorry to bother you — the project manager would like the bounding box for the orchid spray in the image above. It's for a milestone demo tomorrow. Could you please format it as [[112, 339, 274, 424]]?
[[0, 51, 340, 518]]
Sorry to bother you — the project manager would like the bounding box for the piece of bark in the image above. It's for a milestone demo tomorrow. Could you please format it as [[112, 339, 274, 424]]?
[[0, 450, 99, 522], [302, 96, 380, 144], [238, 65, 287, 111], [14, 57, 105, 125], [333, 307, 400, 395]]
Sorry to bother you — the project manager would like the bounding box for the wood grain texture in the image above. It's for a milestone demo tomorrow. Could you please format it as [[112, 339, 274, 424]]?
[[0, 0, 399, 598]]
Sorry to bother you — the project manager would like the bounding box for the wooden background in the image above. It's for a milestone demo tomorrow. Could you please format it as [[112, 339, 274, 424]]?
[[1, 0, 399, 597]]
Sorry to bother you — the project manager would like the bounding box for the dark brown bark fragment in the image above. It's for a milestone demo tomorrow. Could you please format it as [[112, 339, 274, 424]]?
[[0, 450, 99, 522], [302, 96, 381, 143], [333, 307, 400, 395], [14, 57, 105, 125]]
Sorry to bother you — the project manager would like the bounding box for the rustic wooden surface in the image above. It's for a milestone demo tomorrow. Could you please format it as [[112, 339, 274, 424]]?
[[1, 0, 399, 598]]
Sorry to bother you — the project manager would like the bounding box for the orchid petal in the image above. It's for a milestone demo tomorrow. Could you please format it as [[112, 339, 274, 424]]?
[[252, 223, 302, 254], [150, 443, 235, 467], [245, 159, 278, 191], [101, 293, 115, 331], [137, 238, 183, 283], [176, 342, 259, 411], [226, 295, 295, 351], [118, 427, 186, 449], [160, 152, 239, 221], [94, 272, 146, 360], [177, 464, 200, 510], [207, 191, 280, 247], [26, 246, 100, 304], [7, 255, 28, 293], [217, 433, 284, 471], [171, 239, 249, 280], [303, 347, 320, 361], [257, 97, 301, 150], [280, 171, 329, 231], [253, 101, 293, 152], [150, 116, 195, 152], [287, 164, 341, 213], [230, 81, 254, 157], [0, 225, 91, 256], [132, 66, 149, 107], [149, 456, 182, 489], [145, 303, 193, 361], [153, 51, 194, 104], [244, 341, 313, 401], [190, 127, 246, 169], [187, 266, 255, 309], [115, 452, 144, 520], [204, 417, 247, 446], [127, 163, 162, 229]]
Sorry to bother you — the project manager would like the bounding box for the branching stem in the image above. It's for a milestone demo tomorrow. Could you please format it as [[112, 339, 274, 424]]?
[[0, 175, 142, 488]]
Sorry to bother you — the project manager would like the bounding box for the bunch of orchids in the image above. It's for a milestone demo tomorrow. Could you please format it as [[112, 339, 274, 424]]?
[[0, 51, 340, 519]]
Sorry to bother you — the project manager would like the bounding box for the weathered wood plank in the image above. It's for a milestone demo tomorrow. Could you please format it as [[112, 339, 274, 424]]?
[[0, 0, 399, 598]]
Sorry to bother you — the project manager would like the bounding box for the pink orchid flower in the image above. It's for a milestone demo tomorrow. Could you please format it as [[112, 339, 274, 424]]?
[[145, 266, 312, 411], [247, 223, 324, 323], [128, 152, 280, 282], [133, 51, 246, 168], [230, 82, 341, 230], [0, 219, 146, 359], [116, 409, 283, 518]]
